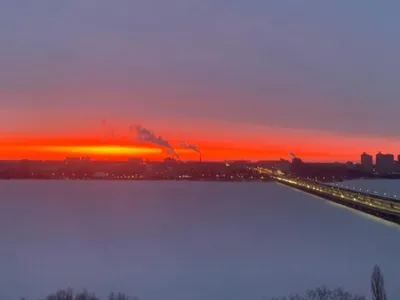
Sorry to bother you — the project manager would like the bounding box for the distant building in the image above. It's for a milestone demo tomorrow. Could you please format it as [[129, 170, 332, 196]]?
[[65, 157, 91, 164], [164, 157, 178, 167], [228, 160, 251, 168], [289, 157, 303, 174], [93, 172, 108, 178], [276, 159, 291, 172], [398, 154, 400, 163], [128, 157, 143, 163], [164, 157, 177, 163], [65, 157, 81, 162], [292, 157, 303, 164], [361, 152, 373, 171], [375, 152, 395, 174], [256, 160, 280, 166]]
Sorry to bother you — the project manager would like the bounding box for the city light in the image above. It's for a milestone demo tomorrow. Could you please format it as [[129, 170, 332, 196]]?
[[255, 167, 400, 216]]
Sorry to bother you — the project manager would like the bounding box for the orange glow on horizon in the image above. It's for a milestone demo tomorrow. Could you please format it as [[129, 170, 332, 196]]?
[[0, 138, 357, 162], [42, 145, 162, 156], [1, 127, 398, 162]]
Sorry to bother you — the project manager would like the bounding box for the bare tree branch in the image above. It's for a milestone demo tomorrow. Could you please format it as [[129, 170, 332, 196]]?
[[108, 292, 138, 300], [268, 286, 365, 300], [371, 265, 387, 300]]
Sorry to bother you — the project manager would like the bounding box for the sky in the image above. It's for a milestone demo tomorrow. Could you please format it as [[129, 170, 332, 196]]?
[[1, 0, 400, 161]]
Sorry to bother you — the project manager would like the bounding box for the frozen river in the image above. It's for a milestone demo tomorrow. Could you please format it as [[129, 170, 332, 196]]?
[[0, 180, 399, 300]]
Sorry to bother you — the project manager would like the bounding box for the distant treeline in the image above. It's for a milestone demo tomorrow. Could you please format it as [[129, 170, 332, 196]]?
[[19, 265, 389, 300]]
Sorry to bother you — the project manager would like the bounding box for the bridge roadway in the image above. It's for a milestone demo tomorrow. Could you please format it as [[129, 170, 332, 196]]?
[[254, 168, 400, 225]]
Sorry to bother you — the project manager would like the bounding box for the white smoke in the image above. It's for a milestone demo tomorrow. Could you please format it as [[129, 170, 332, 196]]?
[[180, 141, 200, 153], [133, 125, 179, 159]]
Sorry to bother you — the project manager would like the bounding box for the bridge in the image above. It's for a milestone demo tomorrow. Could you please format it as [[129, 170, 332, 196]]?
[[255, 167, 400, 225]]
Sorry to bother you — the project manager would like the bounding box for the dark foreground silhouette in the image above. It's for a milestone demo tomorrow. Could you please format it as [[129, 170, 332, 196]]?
[[268, 265, 387, 300], [20, 265, 388, 300]]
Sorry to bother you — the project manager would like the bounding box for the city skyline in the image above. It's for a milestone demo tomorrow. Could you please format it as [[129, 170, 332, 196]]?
[[1, 1, 400, 160]]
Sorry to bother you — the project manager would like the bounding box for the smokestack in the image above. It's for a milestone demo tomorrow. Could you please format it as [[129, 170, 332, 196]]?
[[180, 141, 201, 162]]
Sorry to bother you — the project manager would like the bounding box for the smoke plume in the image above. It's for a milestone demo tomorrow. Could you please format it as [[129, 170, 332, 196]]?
[[289, 152, 297, 158], [180, 142, 200, 154], [133, 125, 179, 159]]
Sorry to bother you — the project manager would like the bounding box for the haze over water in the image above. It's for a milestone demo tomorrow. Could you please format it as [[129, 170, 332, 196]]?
[[1, 181, 399, 300]]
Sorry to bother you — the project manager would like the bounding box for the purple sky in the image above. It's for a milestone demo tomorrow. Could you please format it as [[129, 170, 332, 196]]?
[[1, 1, 400, 137]]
